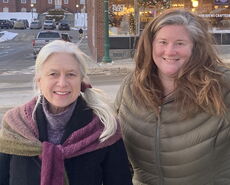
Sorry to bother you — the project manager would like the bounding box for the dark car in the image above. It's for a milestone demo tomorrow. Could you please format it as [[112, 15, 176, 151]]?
[[0, 20, 13, 29], [58, 20, 70, 30]]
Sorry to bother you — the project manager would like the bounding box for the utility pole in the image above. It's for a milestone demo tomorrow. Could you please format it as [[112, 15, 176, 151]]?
[[102, 0, 112, 63], [31, 4, 34, 20]]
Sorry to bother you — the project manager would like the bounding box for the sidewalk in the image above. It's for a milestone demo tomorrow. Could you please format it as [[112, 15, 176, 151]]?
[[87, 58, 135, 76]]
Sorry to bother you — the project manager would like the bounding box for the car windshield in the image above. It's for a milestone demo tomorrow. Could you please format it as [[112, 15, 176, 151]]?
[[45, 20, 53, 23], [38, 32, 60, 38]]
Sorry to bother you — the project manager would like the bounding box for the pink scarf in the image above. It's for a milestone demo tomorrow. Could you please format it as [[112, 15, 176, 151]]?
[[1, 98, 121, 185], [41, 116, 121, 185]]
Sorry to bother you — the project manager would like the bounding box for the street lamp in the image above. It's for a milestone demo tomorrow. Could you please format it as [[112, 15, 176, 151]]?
[[102, 0, 112, 63], [192, 0, 199, 8], [76, 4, 79, 27], [30, 4, 34, 20]]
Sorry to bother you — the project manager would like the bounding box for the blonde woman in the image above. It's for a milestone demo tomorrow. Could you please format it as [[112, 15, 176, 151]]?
[[0, 40, 132, 185]]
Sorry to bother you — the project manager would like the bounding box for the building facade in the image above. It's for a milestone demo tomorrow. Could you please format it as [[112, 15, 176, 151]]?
[[87, 0, 230, 62], [1, 0, 229, 62], [0, 0, 85, 14]]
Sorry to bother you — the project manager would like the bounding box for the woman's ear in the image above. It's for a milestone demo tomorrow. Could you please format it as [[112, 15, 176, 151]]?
[[81, 81, 92, 92], [36, 77, 41, 89]]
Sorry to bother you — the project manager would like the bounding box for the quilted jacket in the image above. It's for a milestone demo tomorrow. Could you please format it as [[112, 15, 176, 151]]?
[[114, 68, 230, 185]]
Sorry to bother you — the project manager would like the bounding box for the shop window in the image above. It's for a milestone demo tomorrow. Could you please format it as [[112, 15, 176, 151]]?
[[222, 33, 230, 44], [109, 0, 138, 36]]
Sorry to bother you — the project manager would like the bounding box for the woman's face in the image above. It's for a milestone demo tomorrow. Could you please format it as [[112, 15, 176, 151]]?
[[152, 25, 193, 80], [37, 52, 81, 114]]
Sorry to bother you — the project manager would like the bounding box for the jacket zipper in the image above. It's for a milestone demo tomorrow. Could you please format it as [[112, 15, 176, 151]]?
[[155, 106, 163, 185]]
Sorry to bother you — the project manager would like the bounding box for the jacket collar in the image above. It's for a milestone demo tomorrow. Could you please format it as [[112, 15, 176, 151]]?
[[36, 95, 93, 144]]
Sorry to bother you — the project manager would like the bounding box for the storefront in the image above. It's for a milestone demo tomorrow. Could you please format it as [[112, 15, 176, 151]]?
[[108, 0, 230, 36], [87, 0, 229, 62]]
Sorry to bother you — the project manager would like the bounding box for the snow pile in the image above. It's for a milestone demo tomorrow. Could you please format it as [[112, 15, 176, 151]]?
[[0, 12, 38, 24], [74, 13, 87, 28], [0, 31, 18, 42]]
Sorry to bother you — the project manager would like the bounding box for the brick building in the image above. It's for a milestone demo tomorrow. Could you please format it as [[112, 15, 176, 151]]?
[[0, 0, 85, 14]]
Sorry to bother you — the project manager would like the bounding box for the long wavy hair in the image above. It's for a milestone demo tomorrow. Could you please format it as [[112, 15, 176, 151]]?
[[133, 9, 227, 117], [33, 40, 117, 142]]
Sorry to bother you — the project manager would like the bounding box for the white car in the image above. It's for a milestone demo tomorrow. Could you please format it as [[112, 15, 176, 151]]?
[[43, 20, 56, 30]]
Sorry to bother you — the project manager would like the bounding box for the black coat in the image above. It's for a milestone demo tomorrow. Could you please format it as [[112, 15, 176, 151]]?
[[0, 97, 133, 185]]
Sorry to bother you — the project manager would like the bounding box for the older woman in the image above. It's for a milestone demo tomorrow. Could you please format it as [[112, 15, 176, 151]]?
[[0, 40, 132, 185], [115, 9, 230, 185]]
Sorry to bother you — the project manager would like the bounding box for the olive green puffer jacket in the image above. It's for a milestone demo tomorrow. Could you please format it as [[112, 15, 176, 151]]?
[[114, 68, 230, 185]]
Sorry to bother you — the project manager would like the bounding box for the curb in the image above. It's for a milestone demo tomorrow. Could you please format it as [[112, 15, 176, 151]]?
[[88, 65, 134, 76]]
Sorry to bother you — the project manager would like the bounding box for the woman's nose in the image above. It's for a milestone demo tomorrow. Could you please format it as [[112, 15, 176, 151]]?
[[57, 76, 68, 87], [165, 44, 177, 55]]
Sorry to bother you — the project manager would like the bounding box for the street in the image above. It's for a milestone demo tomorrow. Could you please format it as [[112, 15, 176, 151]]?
[[0, 29, 128, 121], [0, 29, 230, 121]]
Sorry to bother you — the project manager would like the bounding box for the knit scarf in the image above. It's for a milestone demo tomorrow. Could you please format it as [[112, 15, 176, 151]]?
[[0, 98, 121, 185]]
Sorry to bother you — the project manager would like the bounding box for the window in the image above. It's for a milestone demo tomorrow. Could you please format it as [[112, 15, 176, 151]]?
[[3, 0, 8, 3], [21, 0, 26, 4], [109, 0, 138, 36], [64, 0, 68, 4], [48, 0, 52, 4], [80, 0, 85, 4], [21, 7, 27, 12], [31, 0, 36, 4], [55, 0, 61, 8], [3, 7, 9, 12]]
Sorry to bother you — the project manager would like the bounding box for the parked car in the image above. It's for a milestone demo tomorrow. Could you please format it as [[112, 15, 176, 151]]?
[[21, 19, 29, 28], [30, 20, 42, 29], [9, 18, 17, 26], [32, 30, 62, 57], [0, 20, 13, 29], [13, 20, 28, 29], [43, 20, 56, 30], [58, 20, 70, 30]]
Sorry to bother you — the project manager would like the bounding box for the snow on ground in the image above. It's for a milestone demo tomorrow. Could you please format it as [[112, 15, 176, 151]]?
[[0, 12, 87, 28], [0, 31, 17, 42], [0, 12, 38, 24]]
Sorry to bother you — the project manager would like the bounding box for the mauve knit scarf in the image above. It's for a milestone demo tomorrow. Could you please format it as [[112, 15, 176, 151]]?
[[0, 98, 121, 185]]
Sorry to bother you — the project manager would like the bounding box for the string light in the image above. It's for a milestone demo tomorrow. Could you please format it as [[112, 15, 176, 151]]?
[[138, 0, 171, 9]]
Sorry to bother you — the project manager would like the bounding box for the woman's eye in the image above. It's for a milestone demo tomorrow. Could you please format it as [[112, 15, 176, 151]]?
[[67, 73, 76, 77], [177, 42, 184, 46], [49, 73, 57, 76], [159, 40, 166, 44]]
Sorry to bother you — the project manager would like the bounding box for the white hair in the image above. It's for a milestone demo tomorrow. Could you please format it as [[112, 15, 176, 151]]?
[[33, 40, 117, 142]]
